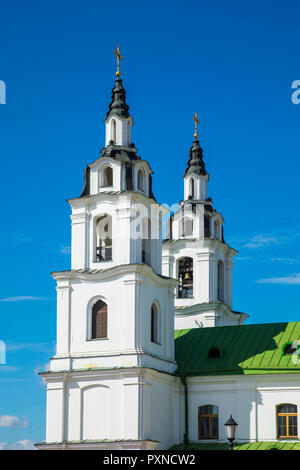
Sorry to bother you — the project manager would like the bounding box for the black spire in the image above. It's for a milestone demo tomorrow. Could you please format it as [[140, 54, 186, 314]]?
[[105, 77, 130, 120], [184, 138, 207, 177]]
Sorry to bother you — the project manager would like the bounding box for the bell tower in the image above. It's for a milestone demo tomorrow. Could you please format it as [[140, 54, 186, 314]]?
[[37, 49, 178, 451], [162, 114, 248, 329]]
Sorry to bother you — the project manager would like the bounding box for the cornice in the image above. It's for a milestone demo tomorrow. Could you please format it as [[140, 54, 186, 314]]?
[[51, 263, 178, 288]]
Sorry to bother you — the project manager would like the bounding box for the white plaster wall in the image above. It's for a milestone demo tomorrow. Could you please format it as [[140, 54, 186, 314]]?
[[186, 375, 300, 443], [45, 369, 179, 449], [51, 267, 176, 374], [183, 174, 209, 201], [162, 239, 235, 310], [70, 193, 164, 273], [174, 307, 244, 329], [105, 115, 132, 146]]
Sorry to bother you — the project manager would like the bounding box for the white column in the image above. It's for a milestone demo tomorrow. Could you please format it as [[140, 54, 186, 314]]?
[[123, 382, 139, 439], [71, 213, 89, 269], [225, 259, 233, 308], [196, 253, 210, 303], [45, 378, 66, 443], [56, 281, 71, 355]]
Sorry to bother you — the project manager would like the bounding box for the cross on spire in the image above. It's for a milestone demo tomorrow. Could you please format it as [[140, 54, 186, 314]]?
[[113, 45, 123, 78], [193, 112, 200, 139]]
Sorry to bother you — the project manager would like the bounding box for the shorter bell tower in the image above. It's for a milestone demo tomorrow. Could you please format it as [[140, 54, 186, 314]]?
[[162, 114, 248, 329]]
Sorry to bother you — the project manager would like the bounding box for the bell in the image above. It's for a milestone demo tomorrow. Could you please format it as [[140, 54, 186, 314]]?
[[184, 272, 191, 280]]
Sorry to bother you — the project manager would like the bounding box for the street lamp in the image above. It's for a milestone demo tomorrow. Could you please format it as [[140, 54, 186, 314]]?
[[224, 415, 238, 450]]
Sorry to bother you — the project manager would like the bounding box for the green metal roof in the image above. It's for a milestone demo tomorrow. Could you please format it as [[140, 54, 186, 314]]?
[[171, 441, 300, 450], [175, 322, 300, 376]]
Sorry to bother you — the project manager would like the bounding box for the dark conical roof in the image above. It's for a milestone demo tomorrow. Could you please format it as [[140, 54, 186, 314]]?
[[184, 138, 207, 177], [105, 77, 130, 120]]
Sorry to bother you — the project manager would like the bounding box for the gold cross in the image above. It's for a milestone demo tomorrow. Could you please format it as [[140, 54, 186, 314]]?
[[193, 112, 200, 138], [113, 45, 123, 78]]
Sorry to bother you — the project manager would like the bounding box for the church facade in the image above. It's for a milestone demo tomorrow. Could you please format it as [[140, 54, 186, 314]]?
[[36, 53, 300, 450]]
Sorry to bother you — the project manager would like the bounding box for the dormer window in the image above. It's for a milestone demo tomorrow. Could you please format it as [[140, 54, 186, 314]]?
[[283, 343, 297, 356], [138, 169, 145, 191], [101, 166, 113, 187], [208, 348, 221, 359]]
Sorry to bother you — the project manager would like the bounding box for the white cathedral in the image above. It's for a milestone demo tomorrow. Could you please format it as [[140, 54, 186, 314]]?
[[36, 52, 300, 451]]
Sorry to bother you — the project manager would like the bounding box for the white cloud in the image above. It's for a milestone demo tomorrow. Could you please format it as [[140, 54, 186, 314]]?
[[34, 362, 50, 376], [0, 296, 47, 302], [244, 234, 279, 249], [256, 273, 300, 285], [0, 415, 28, 428], [270, 257, 300, 265], [59, 245, 71, 254], [6, 342, 52, 353], [228, 231, 300, 250], [11, 439, 35, 450], [0, 439, 35, 450]]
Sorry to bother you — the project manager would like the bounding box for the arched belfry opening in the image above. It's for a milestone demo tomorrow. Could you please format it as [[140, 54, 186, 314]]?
[[181, 217, 193, 237], [214, 219, 221, 241], [142, 217, 151, 264], [111, 119, 116, 143], [96, 215, 112, 261], [138, 169, 145, 191], [101, 166, 113, 187], [189, 177, 195, 198], [178, 257, 193, 298]]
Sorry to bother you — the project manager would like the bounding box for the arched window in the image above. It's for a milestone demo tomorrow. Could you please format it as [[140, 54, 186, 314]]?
[[189, 178, 195, 198], [151, 303, 160, 344], [214, 219, 221, 241], [208, 348, 221, 359], [142, 217, 151, 264], [198, 405, 219, 440], [138, 169, 145, 191], [277, 404, 298, 439], [92, 300, 108, 339], [178, 257, 193, 298], [111, 119, 116, 143], [96, 215, 112, 261], [101, 166, 113, 187], [182, 217, 193, 237], [218, 260, 224, 301]]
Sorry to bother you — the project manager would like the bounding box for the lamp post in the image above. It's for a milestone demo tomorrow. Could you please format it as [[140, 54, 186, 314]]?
[[224, 415, 238, 450]]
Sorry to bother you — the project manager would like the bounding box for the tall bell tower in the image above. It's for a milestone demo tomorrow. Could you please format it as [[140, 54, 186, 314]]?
[[36, 49, 178, 451], [162, 114, 248, 329]]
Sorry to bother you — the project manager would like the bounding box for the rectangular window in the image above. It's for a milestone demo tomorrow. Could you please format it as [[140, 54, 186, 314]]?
[[277, 405, 298, 439], [198, 406, 219, 439]]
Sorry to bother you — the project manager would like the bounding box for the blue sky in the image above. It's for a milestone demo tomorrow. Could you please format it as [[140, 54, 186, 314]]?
[[0, 0, 300, 449]]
